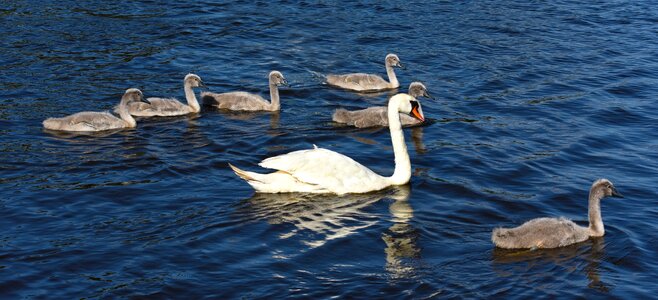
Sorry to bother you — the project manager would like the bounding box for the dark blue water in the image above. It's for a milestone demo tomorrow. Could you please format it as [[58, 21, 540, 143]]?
[[2, 1, 658, 298]]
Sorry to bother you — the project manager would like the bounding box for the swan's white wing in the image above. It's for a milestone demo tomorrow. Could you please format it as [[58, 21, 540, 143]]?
[[258, 147, 389, 194]]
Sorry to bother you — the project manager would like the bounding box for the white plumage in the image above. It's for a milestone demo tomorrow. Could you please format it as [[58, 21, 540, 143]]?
[[229, 93, 425, 195]]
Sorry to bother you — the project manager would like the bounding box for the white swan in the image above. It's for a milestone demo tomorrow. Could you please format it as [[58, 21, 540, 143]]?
[[201, 71, 287, 112], [43, 88, 145, 132], [326, 53, 402, 92], [118, 74, 204, 117], [332, 82, 431, 128], [492, 179, 623, 249], [229, 93, 424, 195]]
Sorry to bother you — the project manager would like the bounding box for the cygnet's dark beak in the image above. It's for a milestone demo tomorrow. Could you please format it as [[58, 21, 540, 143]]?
[[280, 78, 289, 87], [611, 187, 624, 198], [424, 90, 435, 100], [199, 81, 207, 89], [139, 94, 150, 104], [397, 62, 405, 70]]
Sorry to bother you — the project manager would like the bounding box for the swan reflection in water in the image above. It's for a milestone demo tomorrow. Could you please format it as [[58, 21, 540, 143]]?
[[492, 237, 609, 292], [241, 185, 420, 277], [381, 184, 421, 278]]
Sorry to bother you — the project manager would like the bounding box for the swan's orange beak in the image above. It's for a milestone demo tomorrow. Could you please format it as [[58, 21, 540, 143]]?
[[411, 101, 424, 122]]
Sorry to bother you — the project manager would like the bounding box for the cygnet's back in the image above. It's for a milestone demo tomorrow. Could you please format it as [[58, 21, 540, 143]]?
[[202, 71, 287, 112], [492, 217, 589, 249]]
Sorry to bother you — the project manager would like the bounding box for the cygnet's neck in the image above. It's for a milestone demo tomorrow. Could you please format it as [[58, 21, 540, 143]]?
[[588, 188, 605, 237], [387, 97, 411, 185], [184, 82, 200, 113], [385, 62, 400, 89], [268, 79, 280, 111], [118, 96, 137, 128]]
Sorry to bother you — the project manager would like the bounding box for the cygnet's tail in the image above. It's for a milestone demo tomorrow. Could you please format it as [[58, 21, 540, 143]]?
[[332, 109, 352, 124], [491, 227, 515, 249], [42, 118, 60, 130]]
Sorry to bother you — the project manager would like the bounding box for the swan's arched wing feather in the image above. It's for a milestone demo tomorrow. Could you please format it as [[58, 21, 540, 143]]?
[[258, 147, 386, 193]]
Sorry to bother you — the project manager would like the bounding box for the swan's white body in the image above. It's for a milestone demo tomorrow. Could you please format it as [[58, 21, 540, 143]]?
[[332, 82, 430, 128], [201, 71, 286, 112], [43, 88, 144, 132], [492, 179, 623, 249], [119, 74, 204, 117], [326, 54, 402, 92], [230, 93, 424, 195]]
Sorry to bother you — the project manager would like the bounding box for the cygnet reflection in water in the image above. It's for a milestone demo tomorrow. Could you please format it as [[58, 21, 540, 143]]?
[[492, 237, 610, 292]]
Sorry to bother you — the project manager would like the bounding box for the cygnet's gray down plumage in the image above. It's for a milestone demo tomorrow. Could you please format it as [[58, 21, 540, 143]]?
[[492, 179, 623, 249], [118, 74, 205, 117], [201, 71, 287, 112], [326, 54, 402, 92], [332, 82, 431, 128], [43, 88, 145, 132]]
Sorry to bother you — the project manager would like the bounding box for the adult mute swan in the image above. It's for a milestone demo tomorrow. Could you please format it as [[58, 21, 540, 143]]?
[[326, 54, 402, 92], [492, 179, 623, 249], [43, 88, 145, 132], [201, 71, 287, 112], [119, 74, 205, 117], [332, 82, 432, 128], [229, 93, 424, 195]]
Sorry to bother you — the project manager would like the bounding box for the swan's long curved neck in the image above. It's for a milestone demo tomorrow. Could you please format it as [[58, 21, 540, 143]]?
[[184, 83, 200, 113], [268, 80, 280, 111], [385, 63, 399, 89], [387, 98, 411, 185], [118, 96, 137, 128], [588, 188, 605, 237]]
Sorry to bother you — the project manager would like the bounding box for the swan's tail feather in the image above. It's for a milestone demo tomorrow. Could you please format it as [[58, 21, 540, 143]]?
[[332, 109, 351, 124], [228, 163, 260, 182]]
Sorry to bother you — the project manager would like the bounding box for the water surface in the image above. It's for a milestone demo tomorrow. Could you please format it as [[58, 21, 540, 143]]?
[[2, 1, 658, 298]]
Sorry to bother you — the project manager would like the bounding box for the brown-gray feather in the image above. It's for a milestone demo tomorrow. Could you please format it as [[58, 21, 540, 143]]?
[[492, 217, 589, 249], [332, 107, 421, 128], [43, 111, 127, 131], [201, 91, 271, 111]]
